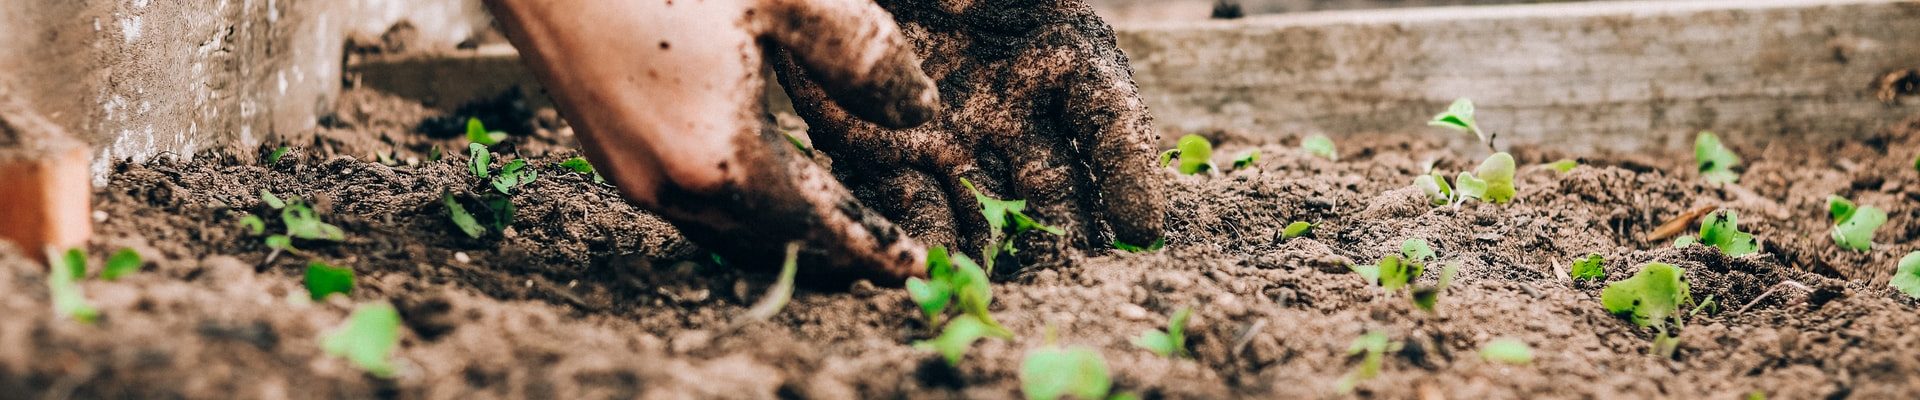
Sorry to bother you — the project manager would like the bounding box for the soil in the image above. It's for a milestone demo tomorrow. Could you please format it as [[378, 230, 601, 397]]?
[[3, 88, 1920, 399]]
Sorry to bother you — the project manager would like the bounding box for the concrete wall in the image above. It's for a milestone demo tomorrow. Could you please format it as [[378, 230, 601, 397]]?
[[0, 0, 485, 184]]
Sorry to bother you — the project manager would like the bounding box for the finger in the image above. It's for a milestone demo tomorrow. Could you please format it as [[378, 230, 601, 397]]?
[[1002, 132, 1094, 255], [650, 127, 928, 284], [1062, 53, 1167, 247], [755, 0, 940, 129], [846, 167, 959, 249]]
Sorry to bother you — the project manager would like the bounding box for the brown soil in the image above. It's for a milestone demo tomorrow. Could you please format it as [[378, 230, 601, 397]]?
[[3, 89, 1919, 399]]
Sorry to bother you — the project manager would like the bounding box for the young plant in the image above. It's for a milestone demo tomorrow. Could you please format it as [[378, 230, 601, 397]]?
[[322, 301, 403, 377], [1479, 338, 1533, 365], [48, 248, 99, 323], [916, 314, 995, 366], [1569, 253, 1606, 281], [305, 261, 356, 301], [1131, 306, 1192, 358], [266, 146, 291, 164], [1697, 210, 1758, 257], [246, 190, 345, 264], [1694, 131, 1741, 184], [1282, 221, 1313, 239], [1231, 149, 1261, 170], [102, 248, 143, 281], [1409, 262, 1458, 312], [1413, 152, 1517, 205], [1020, 344, 1117, 400], [1355, 238, 1435, 291], [905, 247, 1013, 336], [1601, 262, 1692, 356], [1826, 195, 1886, 252], [1161, 134, 1215, 175], [1545, 159, 1578, 173], [443, 193, 488, 239], [1414, 171, 1453, 206], [446, 144, 531, 238], [1112, 239, 1164, 253], [731, 243, 802, 327], [1301, 134, 1337, 161], [558, 156, 607, 184], [465, 117, 506, 146], [1428, 98, 1488, 143], [1890, 251, 1920, 299], [964, 179, 1064, 258], [489, 159, 538, 195], [1337, 330, 1402, 394]]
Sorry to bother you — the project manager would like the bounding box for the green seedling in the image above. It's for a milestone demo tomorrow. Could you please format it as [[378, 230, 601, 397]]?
[[1401, 238, 1435, 263], [305, 261, 355, 301], [376, 151, 399, 166], [1695, 131, 1741, 184], [48, 248, 98, 323], [102, 248, 143, 281], [1569, 253, 1605, 281], [1428, 98, 1488, 143], [1454, 172, 1488, 201], [1545, 159, 1578, 173], [1415, 153, 1516, 205], [443, 193, 487, 239], [239, 215, 266, 234], [785, 133, 811, 154], [1697, 210, 1758, 257], [1826, 195, 1885, 252], [489, 159, 539, 194], [1480, 338, 1533, 365], [465, 117, 506, 146], [1165, 134, 1215, 175], [1337, 330, 1401, 394], [249, 190, 344, 264], [1350, 263, 1381, 286], [1357, 238, 1435, 291], [1131, 306, 1192, 358], [266, 146, 291, 164], [916, 314, 994, 366], [1672, 235, 1697, 248], [964, 179, 1064, 258], [558, 157, 607, 184], [1410, 262, 1458, 312], [262, 189, 287, 209], [733, 243, 801, 326], [322, 301, 403, 378], [1891, 251, 1920, 299], [429, 145, 443, 161], [1414, 172, 1454, 206], [1472, 153, 1517, 203], [1020, 344, 1115, 400], [468, 143, 491, 178], [1232, 149, 1262, 170], [1282, 221, 1313, 239], [906, 247, 1013, 337], [1302, 134, 1337, 161], [1602, 262, 1694, 356], [1112, 239, 1165, 253]]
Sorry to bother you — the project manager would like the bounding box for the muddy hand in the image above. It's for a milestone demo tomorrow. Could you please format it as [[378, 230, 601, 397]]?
[[775, 0, 1167, 261], [484, 0, 941, 282]]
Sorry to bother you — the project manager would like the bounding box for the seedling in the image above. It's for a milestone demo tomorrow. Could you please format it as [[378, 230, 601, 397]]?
[[1569, 253, 1605, 281], [468, 143, 491, 177], [916, 314, 994, 366], [1891, 251, 1920, 299], [1337, 330, 1401, 394], [246, 190, 345, 264], [1826, 195, 1885, 252], [1413, 152, 1517, 205], [1401, 239, 1435, 263], [1302, 134, 1337, 161], [906, 246, 1013, 336], [443, 193, 487, 239], [48, 248, 98, 323], [1231, 149, 1261, 170], [1545, 159, 1578, 173], [1162, 134, 1215, 175], [1131, 306, 1192, 358], [1428, 98, 1488, 144], [1414, 172, 1453, 206], [102, 248, 142, 281], [1480, 338, 1533, 365], [732, 243, 801, 326], [489, 160, 538, 194], [558, 156, 607, 184], [1112, 239, 1164, 253], [1282, 221, 1313, 239], [305, 261, 356, 301], [1409, 262, 1458, 312], [465, 117, 506, 146], [1601, 262, 1694, 356], [266, 146, 291, 164], [1695, 131, 1741, 184], [785, 133, 811, 154], [963, 179, 1064, 257], [1355, 238, 1435, 291], [1697, 210, 1758, 257], [1020, 343, 1116, 400], [322, 301, 403, 377], [1672, 235, 1697, 248]]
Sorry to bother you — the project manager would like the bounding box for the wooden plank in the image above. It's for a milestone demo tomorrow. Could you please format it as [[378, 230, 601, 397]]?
[[1087, 0, 1561, 23], [1119, 0, 1920, 151], [348, 0, 1920, 152]]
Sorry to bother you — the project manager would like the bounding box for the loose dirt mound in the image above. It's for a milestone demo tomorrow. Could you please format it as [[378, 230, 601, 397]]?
[[2, 90, 1917, 398]]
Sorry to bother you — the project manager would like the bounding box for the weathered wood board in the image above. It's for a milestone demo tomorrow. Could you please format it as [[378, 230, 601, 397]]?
[[349, 0, 1920, 152]]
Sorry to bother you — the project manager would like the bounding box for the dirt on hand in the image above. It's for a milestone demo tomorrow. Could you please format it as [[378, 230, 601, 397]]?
[[2, 88, 1919, 398]]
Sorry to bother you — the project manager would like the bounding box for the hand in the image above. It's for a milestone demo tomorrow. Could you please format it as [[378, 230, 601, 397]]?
[[484, 0, 943, 282], [774, 0, 1167, 263]]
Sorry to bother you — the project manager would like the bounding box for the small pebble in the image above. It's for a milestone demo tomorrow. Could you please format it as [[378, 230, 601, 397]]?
[[454, 252, 471, 263], [1117, 303, 1151, 321], [93, 211, 109, 223]]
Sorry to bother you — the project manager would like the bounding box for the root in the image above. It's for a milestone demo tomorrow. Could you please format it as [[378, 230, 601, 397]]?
[[1735, 280, 1812, 314]]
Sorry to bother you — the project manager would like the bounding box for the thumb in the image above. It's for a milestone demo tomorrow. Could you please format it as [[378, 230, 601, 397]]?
[[756, 0, 938, 129]]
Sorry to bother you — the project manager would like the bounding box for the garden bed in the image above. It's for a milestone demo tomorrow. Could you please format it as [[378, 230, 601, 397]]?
[[2, 88, 1917, 398]]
